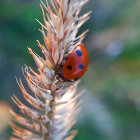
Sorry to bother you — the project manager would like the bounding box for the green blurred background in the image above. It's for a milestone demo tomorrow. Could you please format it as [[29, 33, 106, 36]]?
[[0, 0, 140, 139]]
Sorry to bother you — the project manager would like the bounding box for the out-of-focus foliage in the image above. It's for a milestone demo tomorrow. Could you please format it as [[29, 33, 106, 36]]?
[[0, 102, 11, 139], [0, 0, 140, 140]]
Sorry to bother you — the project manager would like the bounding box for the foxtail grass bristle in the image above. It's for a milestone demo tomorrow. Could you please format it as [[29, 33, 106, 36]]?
[[10, 0, 91, 140]]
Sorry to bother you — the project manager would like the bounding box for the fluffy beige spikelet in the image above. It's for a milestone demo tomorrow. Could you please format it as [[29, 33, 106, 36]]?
[[10, 0, 91, 140]]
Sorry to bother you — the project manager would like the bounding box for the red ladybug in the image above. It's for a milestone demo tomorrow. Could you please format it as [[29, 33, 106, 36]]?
[[62, 44, 89, 81]]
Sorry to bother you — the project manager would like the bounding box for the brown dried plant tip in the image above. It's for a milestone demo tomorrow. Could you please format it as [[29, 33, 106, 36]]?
[[10, 0, 91, 140]]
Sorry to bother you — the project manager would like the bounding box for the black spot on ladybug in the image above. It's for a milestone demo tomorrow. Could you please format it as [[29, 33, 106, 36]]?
[[76, 50, 83, 56], [79, 64, 84, 69], [67, 65, 73, 70]]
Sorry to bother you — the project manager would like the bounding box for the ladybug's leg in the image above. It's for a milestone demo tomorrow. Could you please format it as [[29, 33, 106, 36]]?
[[74, 77, 79, 81]]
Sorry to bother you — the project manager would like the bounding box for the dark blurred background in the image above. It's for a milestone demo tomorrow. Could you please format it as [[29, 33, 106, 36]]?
[[0, 0, 140, 139]]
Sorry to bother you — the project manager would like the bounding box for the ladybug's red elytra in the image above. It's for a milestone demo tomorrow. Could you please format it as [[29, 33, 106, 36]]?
[[62, 44, 89, 81]]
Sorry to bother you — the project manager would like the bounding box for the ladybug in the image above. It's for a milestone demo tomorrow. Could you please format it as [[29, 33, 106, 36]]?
[[62, 44, 89, 81]]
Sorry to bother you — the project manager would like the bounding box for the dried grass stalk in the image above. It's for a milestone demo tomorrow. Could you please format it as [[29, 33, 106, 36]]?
[[10, 0, 91, 139]]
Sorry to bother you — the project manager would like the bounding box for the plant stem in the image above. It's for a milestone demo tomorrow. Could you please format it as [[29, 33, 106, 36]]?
[[44, 90, 55, 140]]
